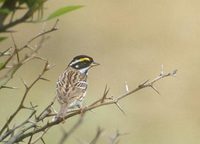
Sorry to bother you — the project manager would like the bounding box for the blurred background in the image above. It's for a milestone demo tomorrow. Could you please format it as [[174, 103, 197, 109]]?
[[1, 0, 200, 143]]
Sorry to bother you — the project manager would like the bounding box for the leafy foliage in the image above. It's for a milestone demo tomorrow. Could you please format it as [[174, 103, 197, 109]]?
[[0, 8, 10, 14], [0, 0, 83, 33], [0, 62, 5, 70], [0, 36, 7, 42]]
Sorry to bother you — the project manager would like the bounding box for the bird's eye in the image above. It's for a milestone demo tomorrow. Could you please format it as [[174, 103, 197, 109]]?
[[75, 65, 79, 68]]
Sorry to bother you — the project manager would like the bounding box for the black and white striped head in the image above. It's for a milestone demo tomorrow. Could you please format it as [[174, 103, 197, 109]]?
[[69, 55, 99, 73]]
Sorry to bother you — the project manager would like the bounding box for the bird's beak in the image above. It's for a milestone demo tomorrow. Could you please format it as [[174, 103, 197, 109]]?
[[91, 61, 100, 67]]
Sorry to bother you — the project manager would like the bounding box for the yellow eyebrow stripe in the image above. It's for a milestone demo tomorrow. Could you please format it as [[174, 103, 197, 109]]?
[[79, 58, 90, 62]]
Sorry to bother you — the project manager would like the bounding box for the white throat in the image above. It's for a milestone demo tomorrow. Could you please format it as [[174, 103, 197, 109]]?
[[79, 67, 89, 74]]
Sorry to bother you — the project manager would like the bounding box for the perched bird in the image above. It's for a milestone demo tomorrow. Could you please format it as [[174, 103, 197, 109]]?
[[55, 55, 99, 120]]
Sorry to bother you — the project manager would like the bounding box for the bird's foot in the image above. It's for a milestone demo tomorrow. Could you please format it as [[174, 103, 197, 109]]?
[[80, 105, 87, 116]]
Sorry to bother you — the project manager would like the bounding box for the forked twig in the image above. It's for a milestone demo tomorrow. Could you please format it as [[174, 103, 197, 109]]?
[[0, 61, 53, 141], [4, 67, 177, 143], [0, 20, 58, 89]]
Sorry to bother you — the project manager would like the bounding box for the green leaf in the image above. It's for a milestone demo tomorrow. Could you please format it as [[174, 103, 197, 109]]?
[[46, 5, 83, 21], [0, 0, 5, 3], [0, 37, 7, 42], [0, 8, 10, 14], [0, 62, 5, 70]]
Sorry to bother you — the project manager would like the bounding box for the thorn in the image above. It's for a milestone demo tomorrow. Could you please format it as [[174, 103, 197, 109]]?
[[21, 78, 28, 89], [171, 69, 178, 76], [41, 138, 46, 144], [23, 106, 34, 110], [28, 120, 37, 125], [47, 64, 56, 70], [51, 106, 57, 114], [1, 47, 12, 56], [1, 86, 18, 89], [160, 64, 164, 76], [40, 77, 50, 82], [10, 33, 20, 63], [114, 102, 126, 115], [101, 85, 110, 103], [35, 56, 47, 62], [26, 45, 36, 52], [23, 104, 38, 111], [125, 81, 129, 92], [53, 19, 59, 29], [150, 85, 160, 95], [34, 56, 47, 61], [139, 80, 149, 87], [43, 61, 51, 71], [30, 102, 38, 109]]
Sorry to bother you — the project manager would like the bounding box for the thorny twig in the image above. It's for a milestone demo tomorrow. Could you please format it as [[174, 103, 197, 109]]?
[[0, 12, 177, 143], [0, 20, 58, 142], [1, 67, 177, 143], [28, 128, 48, 144], [0, 47, 12, 57], [101, 85, 109, 103], [26, 19, 59, 45], [0, 61, 53, 141], [0, 20, 58, 89]]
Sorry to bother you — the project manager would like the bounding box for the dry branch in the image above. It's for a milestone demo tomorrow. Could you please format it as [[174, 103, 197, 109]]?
[[1, 67, 177, 143], [0, 19, 177, 143], [0, 20, 58, 144], [0, 20, 58, 89]]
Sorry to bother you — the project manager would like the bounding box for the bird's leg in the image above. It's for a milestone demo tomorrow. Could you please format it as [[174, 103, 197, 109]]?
[[53, 103, 68, 123], [77, 103, 88, 116]]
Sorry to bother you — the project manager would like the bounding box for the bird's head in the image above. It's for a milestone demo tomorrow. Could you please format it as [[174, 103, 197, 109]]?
[[69, 55, 99, 73]]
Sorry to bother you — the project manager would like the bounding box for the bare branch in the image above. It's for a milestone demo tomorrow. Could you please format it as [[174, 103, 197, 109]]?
[[0, 61, 51, 139], [0, 110, 36, 141], [29, 128, 48, 144], [101, 85, 109, 103], [1, 85, 18, 89], [3, 68, 177, 143], [150, 85, 160, 95], [26, 19, 59, 46], [0, 20, 58, 89], [114, 102, 126, 115], [10, 33, 20, 63]]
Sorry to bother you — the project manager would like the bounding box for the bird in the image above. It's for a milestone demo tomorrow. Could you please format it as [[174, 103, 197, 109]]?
[[55, 55, 99, 120]]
